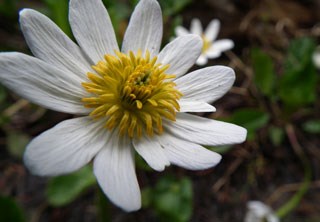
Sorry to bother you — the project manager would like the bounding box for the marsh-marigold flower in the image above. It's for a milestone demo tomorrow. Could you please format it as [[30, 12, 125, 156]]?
[[0, 0, 246, 211], [175, 18, 234, 66]]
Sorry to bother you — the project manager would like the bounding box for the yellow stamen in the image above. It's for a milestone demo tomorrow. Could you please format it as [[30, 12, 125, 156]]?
[[201, 35, 212, 53], [81, 50, 182, 138]]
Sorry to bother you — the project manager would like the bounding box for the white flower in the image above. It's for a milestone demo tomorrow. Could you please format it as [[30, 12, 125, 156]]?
[[175, 18, 234, 66], [312, 46, 320, 69], [0, 0, 246, 211], [245, 201, 280, 222]]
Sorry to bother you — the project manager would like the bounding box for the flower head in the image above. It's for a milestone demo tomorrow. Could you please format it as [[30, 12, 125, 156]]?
[[0, 0, 246, 211], [245, 201, 279, 222], [175, 18, 234, 66]]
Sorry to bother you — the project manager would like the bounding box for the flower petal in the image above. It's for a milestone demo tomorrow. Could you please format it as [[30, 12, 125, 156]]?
[[19, 9, 91, 80], [204, 19, 220, 42], [175, 66, 235, 103], [174, 26, 189, 36], [179, 99, 216, 112], [206, 48, 221, 59], [166, 112, 247, 146], [24, 117, 105, 176], [94, 133, 141, 212], [158, 34, 202, 78], [133, 134, 170, 171], [122, 0, 162, 57], [0, 52, 88, 114], [158, 133, 221, 170], [196, 54, 208, 66], [212, 39, 234, 52], [69, 0, 119, 64], [190, 18, 202, 36]]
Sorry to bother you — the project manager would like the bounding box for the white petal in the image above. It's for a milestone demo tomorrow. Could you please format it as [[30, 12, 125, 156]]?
[[212, 39, 234, 52], [245, 201, 279, 222], [133, 134, 170, 171], [190, 18, 202, 36], [166, 112, 247, 146], [158, 34, 202, 78], [175, 66, 235, 103], [179, 99, 216, 112], [122, 0, 162, 57], [204, 19, 220, 42], [69, 0, 119, 64], [174, 26, 189, 36], [158, 133, 221, 170], [24, 117, 105, 176], [94, 133, 141, 212], [0, 52, 88, 114], [206, 48, 221, 59], [312, 47, 320, 69], [19, 9, 91, 80], [196, 54, 208, 66]]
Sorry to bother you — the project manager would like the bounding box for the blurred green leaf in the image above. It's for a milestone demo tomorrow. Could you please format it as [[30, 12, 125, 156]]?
[[269, 126, 285, 146], [135, 153, 153, 171], [206, 145, 233, 154], [0, 196, 25, 222], [42, 0, 71, 37], [46, 165, 96, 206], [107, 2, 131, 42], [229, 108, 270, 140], [303, 120, 320, 134], [141, 187, 153, 208], [0, 85, 7, 103], [251, 48, 275, 96], [279, 37, 317, 107], [146, 176, 193, 222], [159, 0, 192, 17], [0, 0, 17, 18], [7, 132, 30, 158]]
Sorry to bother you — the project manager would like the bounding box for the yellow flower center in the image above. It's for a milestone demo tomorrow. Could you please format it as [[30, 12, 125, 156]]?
[[81, 50, 182, 138], [201, 35, 211, 53]]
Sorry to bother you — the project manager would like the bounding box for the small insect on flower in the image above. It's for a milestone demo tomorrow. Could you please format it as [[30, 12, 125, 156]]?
[[244, 201, 279, 222], [175, 18, 234, 66], [0, 0, 246, 211]]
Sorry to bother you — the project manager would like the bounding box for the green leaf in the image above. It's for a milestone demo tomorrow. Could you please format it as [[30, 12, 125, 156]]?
[[151, 176, 193, 222], [269, 126, 285, 146], [135, 153, 153, 171], [0, 0, 18, 18], [42, 0, 71, 37], [159, 0, 192, 17], [0, 85, 7, 103], [141, 187, 153, 208], [251, 48, 275, 96], [0, 196, 25, 222], [46, 166, 96, 207], [279, 37, 317, 107], [229, 108, 270, 140], [205, 145, 233, 154], [7, 132, 30, 159], [303, 120, 320, 134], [107, 2, 131, 42]]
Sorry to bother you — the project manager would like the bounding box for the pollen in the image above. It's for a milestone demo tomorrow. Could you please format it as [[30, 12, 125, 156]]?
[[201, 35, 211, 53], [81, 50, 182, 138]]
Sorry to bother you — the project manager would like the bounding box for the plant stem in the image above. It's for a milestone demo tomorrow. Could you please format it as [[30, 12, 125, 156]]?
[[276, 124, 312, 218]]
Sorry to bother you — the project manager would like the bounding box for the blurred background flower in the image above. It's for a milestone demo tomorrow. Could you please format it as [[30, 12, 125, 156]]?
[[174, 18, 234, 66], [244, 201, 279, 222]]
